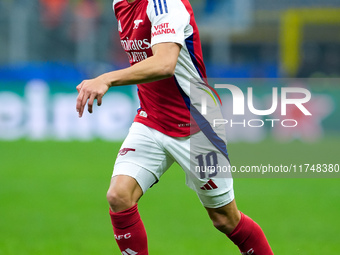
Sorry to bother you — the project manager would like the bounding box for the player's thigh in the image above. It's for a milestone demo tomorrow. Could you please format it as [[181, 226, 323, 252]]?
[[112, 122, 174, 194], [165, 131, 234, 208]]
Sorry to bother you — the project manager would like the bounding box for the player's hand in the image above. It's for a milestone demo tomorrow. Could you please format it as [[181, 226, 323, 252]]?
[[76, 76, 110, 118]]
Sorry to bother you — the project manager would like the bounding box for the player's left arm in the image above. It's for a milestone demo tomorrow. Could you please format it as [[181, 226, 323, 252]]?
[[76, 42, 181, 117]]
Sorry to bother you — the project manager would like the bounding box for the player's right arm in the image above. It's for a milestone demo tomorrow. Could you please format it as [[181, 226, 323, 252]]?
[[101, 42, 181, 86], [76, 42, 181, 118], [76, 0, 190, 118]]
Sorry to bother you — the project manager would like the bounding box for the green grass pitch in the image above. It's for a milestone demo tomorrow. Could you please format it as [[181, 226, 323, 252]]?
[[1, 138, 339, 254]]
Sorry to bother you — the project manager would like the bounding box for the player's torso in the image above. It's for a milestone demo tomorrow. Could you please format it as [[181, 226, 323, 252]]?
[[115, 0, 153, 65], [113, 0, 203, 137]]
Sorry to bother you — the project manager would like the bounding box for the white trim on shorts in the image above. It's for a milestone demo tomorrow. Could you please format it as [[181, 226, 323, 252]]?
[[112, 162, 157, 194]]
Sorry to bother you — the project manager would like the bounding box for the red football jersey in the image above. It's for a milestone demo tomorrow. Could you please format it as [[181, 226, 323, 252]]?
[[113, 0, 207, 137]]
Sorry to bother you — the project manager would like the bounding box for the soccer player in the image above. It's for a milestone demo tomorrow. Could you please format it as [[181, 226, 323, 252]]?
[[76, 0, 273, 254]]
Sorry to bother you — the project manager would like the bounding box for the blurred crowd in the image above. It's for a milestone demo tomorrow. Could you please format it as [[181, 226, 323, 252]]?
[[0, 0, 241, 63], [0, 0, 113, 64], [0, 0, 339, 78]]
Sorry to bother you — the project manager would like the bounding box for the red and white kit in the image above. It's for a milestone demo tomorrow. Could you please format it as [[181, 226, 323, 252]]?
[[114, 0, 207, 137], [113, 0, 233, 207], [109, 1, 273, 255]]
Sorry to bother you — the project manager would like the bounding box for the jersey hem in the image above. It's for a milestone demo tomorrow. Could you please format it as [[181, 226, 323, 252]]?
[[133, 119, 200, 137]]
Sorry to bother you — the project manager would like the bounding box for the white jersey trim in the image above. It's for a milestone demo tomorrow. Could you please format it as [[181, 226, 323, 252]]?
[[147, 0, 190, 47], [112, 0, 125, 14]]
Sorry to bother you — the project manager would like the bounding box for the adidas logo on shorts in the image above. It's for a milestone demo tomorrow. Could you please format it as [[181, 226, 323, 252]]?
[[200, 179, 218, 190]]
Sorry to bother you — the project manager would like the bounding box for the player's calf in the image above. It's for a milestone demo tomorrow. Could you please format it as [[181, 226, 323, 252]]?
[[109, 204, 149, 255], [107, 176, 148, 254], [206, 200, 273, 254], [227, 213, 274, 255]]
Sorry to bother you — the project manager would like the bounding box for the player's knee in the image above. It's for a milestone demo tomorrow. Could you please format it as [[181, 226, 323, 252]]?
[[210, 214, 239, 235], [211, 217, 231, 234], [207, 201, 241, 234], [106, 189, 134, 212]]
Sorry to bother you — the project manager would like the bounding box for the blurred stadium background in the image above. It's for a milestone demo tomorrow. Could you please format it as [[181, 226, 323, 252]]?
[[1, 0, 339, 254]]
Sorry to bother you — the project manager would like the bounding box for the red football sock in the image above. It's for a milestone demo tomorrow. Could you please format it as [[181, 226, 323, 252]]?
[[109, 204, 148, 255], [227, 212, 273, 255]]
